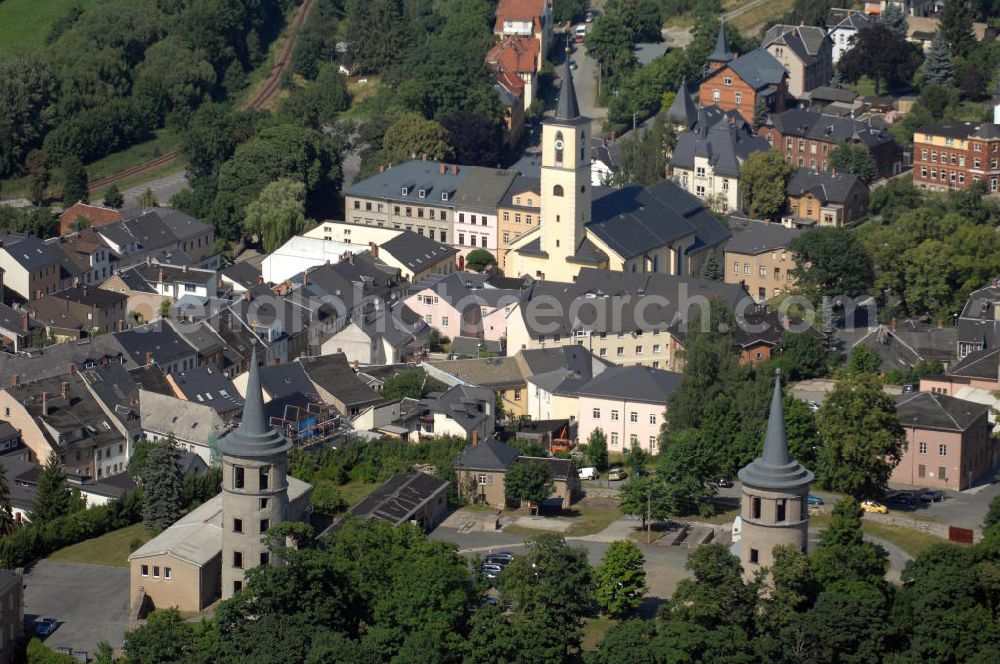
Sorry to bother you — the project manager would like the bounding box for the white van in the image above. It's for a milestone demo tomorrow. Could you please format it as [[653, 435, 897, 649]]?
[[578, 467, 598, 480]]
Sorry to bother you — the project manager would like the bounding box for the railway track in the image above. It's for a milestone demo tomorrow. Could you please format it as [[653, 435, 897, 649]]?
[[88, 0, 315, 192]]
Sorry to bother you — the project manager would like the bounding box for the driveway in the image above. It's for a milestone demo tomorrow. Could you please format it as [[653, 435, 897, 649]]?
[[120, 169, 190, 208], [24, 561, 130, 656]]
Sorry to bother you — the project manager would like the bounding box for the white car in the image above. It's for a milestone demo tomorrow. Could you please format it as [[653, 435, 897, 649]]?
[[578, 467, 598, 480]]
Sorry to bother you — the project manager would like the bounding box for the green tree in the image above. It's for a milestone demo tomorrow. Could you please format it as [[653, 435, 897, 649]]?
[[382, 369, 441, 400], [552, 0, 588, 23], [586, 429, 609, 471], [759, 544, 817, 639], [245, 178, 307, 254], [345, 0, 421, 75], [137, 188, 158, 208], [593, 540, 647, 617], [752, 94, 769, 128], [464, 249, 495, 272], [789, 227, 875, 301], [740, 150, 796, 220], [880, 3, 908, 37], [60, 156, 88, 206], [811, 497, 889, 586], [939, 0, 974, 57], [32, 453, 80, 522], [26, 150, 50, 206], [142, 438, 182, 530], [381, 114, 453, 165], [624, 442, 650, 474], [504, 460, 554, 507], [278, 67, 351, 130], [102, 184, 124, 209], [784, 396, 819, 469], [656, 429, 721, 516], [26, 638, 78, 663], [699, 251, 723, 281], [922, 31, 955, 86], [440, 111, 501, 167], [816, 373, 905, 498], [0, 56, 59, 178], [0, 464, 16, 537], [984, 493, 1000, 529], [618, 474, 673, 532], [774, 331, 827, 380], [827, 142, 877, 183], [838, 24, 922, 95], [122, 608, 197, 664], [846, 343, 881, 375], [181, 103, 257, 179], [586, 619, 659, 664], [614, 113, 677, 185]]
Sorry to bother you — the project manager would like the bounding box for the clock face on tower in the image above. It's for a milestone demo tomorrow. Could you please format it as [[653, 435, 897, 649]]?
[[554, 139, 564, 150]]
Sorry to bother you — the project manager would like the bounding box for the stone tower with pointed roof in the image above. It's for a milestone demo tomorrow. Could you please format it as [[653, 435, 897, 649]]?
[[737, 370, 813, 579], [535, 54, 592, 278], [219, 346, 293, 598], [707, 21, 734, 73], [666, 78, 698, 131]]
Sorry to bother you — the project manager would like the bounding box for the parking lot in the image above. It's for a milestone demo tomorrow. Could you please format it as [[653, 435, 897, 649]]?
[[24, 560, 130, 657]]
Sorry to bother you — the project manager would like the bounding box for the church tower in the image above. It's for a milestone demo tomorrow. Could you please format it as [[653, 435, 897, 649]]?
[[706, 21, 734, 73], [737, 370, 813, 579], [539, 54, 592, 267], [219, 347, 291, 598]]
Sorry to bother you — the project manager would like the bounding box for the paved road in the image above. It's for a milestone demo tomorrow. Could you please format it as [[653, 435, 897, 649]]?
[[119, 169, 190, 208], [24, 561, 130, 657]]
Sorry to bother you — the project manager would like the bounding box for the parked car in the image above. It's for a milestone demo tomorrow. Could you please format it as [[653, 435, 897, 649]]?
[[35, 618, 58, 637], [919, 490, 944, 503], [585, 10, 595, 22], [568, 60, 578, 70], [578, 467, 598, 481], [481, 563, 503, 582], [490, 551, 515, 563], [861, 500, 888, 514], [808, 400, 820, 412], [807, 494, 824, 506], [888, 491, 916, 505], [607, 468, 627, 481], [717, 477, 734, 488]]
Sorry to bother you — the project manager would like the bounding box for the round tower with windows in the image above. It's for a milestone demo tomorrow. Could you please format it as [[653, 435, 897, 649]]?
[[219, 347, 291, 598], [737, 369, 813, 578]]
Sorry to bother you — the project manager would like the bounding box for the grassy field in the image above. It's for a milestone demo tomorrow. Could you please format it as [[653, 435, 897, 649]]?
[[730, 0, 795, 34], [564, 497, 623, 536], [339, 481, 380, 507], [0, 0, 98, 58], [48, 523, 153, 568], [581, 616, 619, 651], [809, 513, 949, 558]]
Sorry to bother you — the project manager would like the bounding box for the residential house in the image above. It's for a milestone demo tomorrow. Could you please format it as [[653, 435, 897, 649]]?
[[671, 110, 771, 213], [759, 108, 903, 179], [404, 271, 522, 342], [115, 321, 199, 375], [894, 392, 995, 491], [665, 79, 699, 132], [506, 268, 747, 370], [0, 303, 31, 352], [28, 286, 127, 338], [826, 8, 873, 63], [862, 0, 935, 18], [0, 570, 23, 664], [296, 353, 384, 417], [0, 234, 63, 302], [165, 318, 228, 373], [0, 421, 23, 458], [0, 334, 138, 385], [303, 220, 401, 245], [0, 373, 128, 479], [762, 25, 833, 98], [576, 365, 681, 454], [52, 230, 114, 286], [784, 168, 869, 227], [591, 139, 621, 187], [219, 262, 262, 294], [344, 160, 469, 244], [57, 202, 123, 236], [518, 345, 612, 421], [100, 267, 166, 323], [260, 235, 368, 284], [731, 307, 823, 366], [371, 232, 458, 282], [93, 208, 216, 270], [494, 0, 551, 60], [131, 262, 219, 300], [424, 356, 530, 418], [700, 28, 788, 124], [486, 35, 540, 109], [507, 60, 731, 281], [496, 175, 541, 269], [165, 365, 244, 421], [345, 472, 450, 531], [0, 456, 39, 523], [321, 303, 430, 366], [912, 122, 1000, 193], [415, 384, 495, 442], [921, 347, 1000, 399], [724, 217, 803, 303], [955, 280, 1000, 360], [453, 168, 519, 262], [140, 389, 227, 464], [452, 436, 579, 508]]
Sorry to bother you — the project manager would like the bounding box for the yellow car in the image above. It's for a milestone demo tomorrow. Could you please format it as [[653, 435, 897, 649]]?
[[861, 500, 888, 514]]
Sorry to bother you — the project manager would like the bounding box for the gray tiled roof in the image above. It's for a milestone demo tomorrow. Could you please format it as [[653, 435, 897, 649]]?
[[666, 79, 698, 128], [708, 21, 733, 63], [896, 391, 989, 432], [345, 160, 468, 205], [671, 118, 770, 178], [453, 437, 519, 471], [220, 261, 262, 289], [768, 109, 897, 148], [826, 8, 872, 30], [114, 322, 196, 366], [380, 231, 457, 272], [453, 168, 519, 214], [297, 353, 382, 407], [727, 48, 786, 91], [499, 175, 541, 209], [575, 365, 682, 403], [168, 365, 243, 414], [425, 384, 493, 432], [785, 168, 862, 205], [0, 335, 137, 382], [918, 121, 1000, 140], [948, 347, 999, 380], [763, 25, 829, 65], [0, 234, 59, 271], [349, 472, 449, 525], [725, 218, 803, 254], [586, 180, 731, 259]]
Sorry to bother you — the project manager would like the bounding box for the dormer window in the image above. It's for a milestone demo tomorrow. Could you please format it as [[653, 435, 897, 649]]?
[[441, 192, 449, 201], [418, 189, 426, 199]]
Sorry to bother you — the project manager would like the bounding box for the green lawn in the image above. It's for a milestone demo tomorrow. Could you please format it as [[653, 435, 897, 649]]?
[[730, 0, 796, 34], [48, 522, 153, 568], [564, 497, 622, 536], [339, 481, 381, 507], [0, 0, 98, 58], [809, 513, 949, 558], [581, 616, 619, 651]]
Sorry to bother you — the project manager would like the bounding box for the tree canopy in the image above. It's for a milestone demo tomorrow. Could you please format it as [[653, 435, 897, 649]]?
[[740, 150, 796, 221], [504, 461, 554, 507]]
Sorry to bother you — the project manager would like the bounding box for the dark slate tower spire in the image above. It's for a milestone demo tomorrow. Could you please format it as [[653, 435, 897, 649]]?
[[739, 370, 813, 490], [555, 54, 580, 121], [218, 346, 291, 457], [707, 20, 734, 68], [666, 78, 698, 130]]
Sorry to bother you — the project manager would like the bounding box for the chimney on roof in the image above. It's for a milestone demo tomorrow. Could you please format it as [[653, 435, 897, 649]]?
[[369, 241, 379, 259], [451, 165, 459, 175], [257, 276, 264, 285], [68, 364, 75, 375], [10, 374, 18, 388], [891, 318, 897, 331], [145, 351, 153, 366], [353, 359, 359, 370], [439, 163, 446, 174], [303, 271, 309, 286], [60, 382, 69, 400], [22, 311, 29, 332], [348, 252, 355, 265], [158, 269, 164, 283], [41, 392, 49, 416], [471, 430, 479, 447], [244, 289, 252, 302]]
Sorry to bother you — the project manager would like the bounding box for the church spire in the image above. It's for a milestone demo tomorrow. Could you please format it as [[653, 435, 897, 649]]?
[[737, 369, 813, 490], [217, 345, 291, 457], [761, 369, 790, 467], [708, 20, 733, 64], [555, 53, 580, 121], [666, 77, 698, 129]]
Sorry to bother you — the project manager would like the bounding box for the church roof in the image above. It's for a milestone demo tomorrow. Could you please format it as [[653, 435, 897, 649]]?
[[737, 371, 813, 491], [217, 346, 291, 458], [552, 56, 586, 124], [708, 21, 733, 63]]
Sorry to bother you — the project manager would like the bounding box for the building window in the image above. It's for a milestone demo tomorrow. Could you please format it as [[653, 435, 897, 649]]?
[[939, 466, 947, 481], [233, 518, 243, 533], [759, 265, 766, 277], [599, 348, 607, 357], [918, 464, 925, 478], [752, 497, 761, 519], [776, 499, 786, 522], [141, 565, 149, 577], [234, 466, 244, 489], [164, 567, 171, 580], [630, 433, 638, 446], [442, 316, 449, 326], [260, 552, 269, 566], [234, 581, 242, 593], [712, 89, 720, 101], [259, 466, 270, 491], [153, 566, 160, 578], [743, 264, 750, 275], [723, 76, 733, 85], [233, 551, 243, 569], [649, 414, 657, 424], [260, 519, 270, 533], [630, 412, 638, 423], [938, 444, 947, 456], [750, 548, 759, 564], [514, 389, 521, 401], [616, 347, 624, 356], [610, 432, 618, 446], [733, 261, 740, 273], [611, 410, 619, 421], [260, 498, 269, 510], [735, 92, 742, 104]]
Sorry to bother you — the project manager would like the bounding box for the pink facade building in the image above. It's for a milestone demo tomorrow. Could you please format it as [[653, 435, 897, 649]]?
[[575, 365, 681, 454], [894, 392, 996, 491], [453, 167, 518, 263], [403, 272, 521, 343]]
